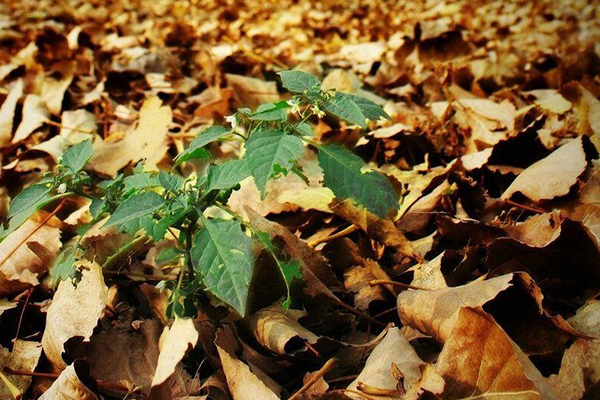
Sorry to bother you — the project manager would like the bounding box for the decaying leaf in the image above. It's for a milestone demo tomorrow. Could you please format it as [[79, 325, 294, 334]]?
[[0, 340, 42, 399], [216, 344, 279, 400], [88, 95, 172, 176], [152, 317, 199, 387], [347, 327, 424, 399], [39, 361, 99, 400], [247, 305, 319, 356], [42, 260, 108, 369]]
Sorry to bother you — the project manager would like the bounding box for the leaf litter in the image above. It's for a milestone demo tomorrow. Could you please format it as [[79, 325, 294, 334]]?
[[0, 0, 600, 399]]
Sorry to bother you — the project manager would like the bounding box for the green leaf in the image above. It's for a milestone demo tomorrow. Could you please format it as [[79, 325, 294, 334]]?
[[346, 94, 390, 121], [123, 172, 161, 192], [293, 122, 314, 136], [191, 217, 254, 316], [280, 260, 302, 308], [61, 139, 93, 173], [51, 246, 78, 284], [244, 130, 304, 197], [174, 126, 229, 167], [1, 184, 57, 240], [105, 191, 165, 231], [158, 171, 183, 192], [322, 92, 367, 128], [206, 159, 251, 191], [155, 247, 183, 265], [249, 101, 289, 121], [278, 70, 321, 93], [317, 144, 398, 218]]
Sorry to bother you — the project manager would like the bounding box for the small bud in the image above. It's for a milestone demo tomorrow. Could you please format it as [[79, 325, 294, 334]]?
[[57, 183, 67, 194]]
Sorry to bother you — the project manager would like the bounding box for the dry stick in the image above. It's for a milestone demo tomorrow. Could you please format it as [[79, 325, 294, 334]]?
[[0, 199, 67, 269], [327, 374, 359, 384], [289, 358, 337, 400], [369, 280, 429, 291], [505, 198, 545, 214], [103, 270, 177, 281], [44, 120, 94, 134], [3, 367, 133, 393], [335, 300, 385, 328], [308, 225, 359, 248], [13, 287, 33, 343]]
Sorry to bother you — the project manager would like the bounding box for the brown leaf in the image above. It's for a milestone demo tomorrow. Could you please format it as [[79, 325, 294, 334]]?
[[247, 305, 319, 356], [343, 265, 386, 311], [39, 361, 99, 400], [12, 94, 49, 143], [152, 317, 199, 387], [347, 327, 424, 399], [216, 344, 279, 400], [225, 74, 279, 109], [501, 136, 589, 201], [0, 340, 42, 399], [0, 219, 61, 297], [42, 260, 108, 369], [423, 307, 558, 399], [88, 95, 172, 177], [0, 79, 23, 146]]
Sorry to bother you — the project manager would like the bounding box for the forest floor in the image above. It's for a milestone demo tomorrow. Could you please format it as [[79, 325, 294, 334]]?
[[0, 0, 600, 398]]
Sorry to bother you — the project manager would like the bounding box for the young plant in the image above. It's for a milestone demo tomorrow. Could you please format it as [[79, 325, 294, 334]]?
[[1, 70, 399, 318]]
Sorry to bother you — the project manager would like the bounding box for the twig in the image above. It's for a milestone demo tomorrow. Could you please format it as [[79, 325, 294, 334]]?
[[2, 367, 133, 393], [289, 358, 337, 400], [44, 120, 94, 134], [103, 270, 176, 281], [308, 225, 359, 248], [369, 280, 429, 291], [505, 199, 545, 214], [326, 374, 359, 384], [13, 287, 33, 343]]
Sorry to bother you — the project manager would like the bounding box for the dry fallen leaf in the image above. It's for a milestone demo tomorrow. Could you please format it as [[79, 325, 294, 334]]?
[[247, 305, 319, 356], [422, 307, 558, 399], [216, 344, 279, 400], [0, 79, 23, 145], [12, 94, 49, 144], [501, 136, 589, 201], [42, 260, 108, 369], [0, 219, 61, 297], [89, 95, 172, 176], [347, 327, 424, 399], [39, 361, 99, 400], [152, 317, 199, 387], [0, 340, 42, 399]]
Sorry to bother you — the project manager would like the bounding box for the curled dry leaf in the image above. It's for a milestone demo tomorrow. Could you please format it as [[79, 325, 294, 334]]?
[[347, 327, 424, 400], [42, 260, 108, 369], [216, 344, 279, 400], [0, 219, 61, 297], [549, 300, 600, 399], [501, 136, 589, 201], [39, 361, 99, 400], [0, 340, 42, 399], [420, 307, 558, 399], [247, 305, 319, 356], [152, 317, 199, 387], [343, 265, 386, 311], [225, 73, 279, 108], [88, 95, 172, 177]]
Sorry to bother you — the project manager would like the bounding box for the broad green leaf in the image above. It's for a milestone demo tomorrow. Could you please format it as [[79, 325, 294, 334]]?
[[51, 245, 78, 284], [1, 184, 57, 240], [346, 94, 390, 121], [105, 191, 165, 230], [174, 126, 229, 167], [191, 217, 254, 316], [244, 130, 304, 197], [249, 101, 289, 121], [206, 159, 251, 191], [158, 171, 183, 192], [278, 70, 321, 93], [155, 247, 183, 265], [280, 260, 302, 308], [8, 184, 52, 219], [293, 121, 314, 136], [317, 144, 398, 218], [123, 172, 161, 192], [322, 92, 367, 128], [61, 139, 93, 173], [142, 200, 187, 240]]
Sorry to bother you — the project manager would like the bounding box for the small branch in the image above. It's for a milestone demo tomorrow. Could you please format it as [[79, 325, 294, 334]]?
[[103, 270, 176, 281], [369, 280, 429, 291], [44, 120, 94, 134], [289, 358, 337, 400], [14, 287, 33, 343], [505, 199, 545, 214], [308, 225, 359, 248]]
